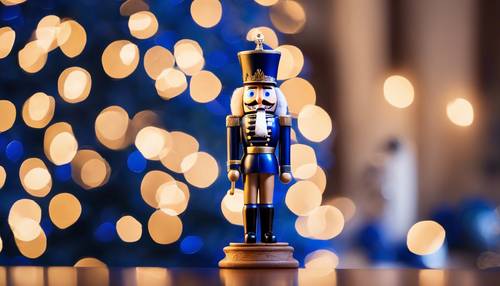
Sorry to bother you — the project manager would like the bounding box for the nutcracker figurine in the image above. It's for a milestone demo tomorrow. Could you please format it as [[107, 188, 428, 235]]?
[[226, 34, 292, 244]]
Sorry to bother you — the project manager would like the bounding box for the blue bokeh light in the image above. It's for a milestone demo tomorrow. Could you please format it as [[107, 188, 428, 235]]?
[[54, 164, 72, 182], [94, 222, 117, 243], [127, 150, 147, 173], [180, 235, 204, 255], [5, 140, 24, 162]]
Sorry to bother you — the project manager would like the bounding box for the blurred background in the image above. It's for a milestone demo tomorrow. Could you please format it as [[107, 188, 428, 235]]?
[[0, 0, 499, 271]]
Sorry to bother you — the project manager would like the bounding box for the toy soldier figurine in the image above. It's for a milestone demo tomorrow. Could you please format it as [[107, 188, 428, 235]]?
[[226, 34, 292, 243]]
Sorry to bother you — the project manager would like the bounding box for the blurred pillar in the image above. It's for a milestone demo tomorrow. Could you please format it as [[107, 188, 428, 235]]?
[[405, 0, 481, 214]]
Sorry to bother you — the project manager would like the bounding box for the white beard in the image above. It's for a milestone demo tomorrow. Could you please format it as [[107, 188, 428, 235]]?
[[254, 110, 268, 138]]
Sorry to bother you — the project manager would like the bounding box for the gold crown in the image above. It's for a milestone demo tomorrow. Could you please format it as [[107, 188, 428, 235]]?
[[245, 69, 275, 83]]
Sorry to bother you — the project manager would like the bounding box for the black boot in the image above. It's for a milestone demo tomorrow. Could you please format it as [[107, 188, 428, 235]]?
[[260, 204, 277, 243], [243, 204, 257, 243]]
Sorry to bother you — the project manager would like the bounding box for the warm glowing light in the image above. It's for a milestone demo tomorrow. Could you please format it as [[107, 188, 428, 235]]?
[[0, 100, 16, 132], [247, 26, 279, 49], [407, 220, 446, 255], [15, 230, 47, 259], [285, 181, 322, 216], [307, 205, 344, 239], [156, 181, 190, 215], [0, 0, 26, 6], [44, 122, 78, 165], [298, 104, 333, 142], [11, 218, 42, 242], [49, 193, 82, 229], [0, 26, 16, 59], [383, 75, 414, 108], [0, 165, 5, 189], [276, 45, 303, 80], [221, 189, 244, 226], [135, 126, 173, 160], [95, 106, 131, 150], [74, 257, 107, 267], [144, 46, 175, 80], [148, 210, 183, 245], [160, 131, 199, 173], [446, 98, 474, 127], [8, 199, 42, 226], [57, 20, 87, 58], [102, 40, 140, 79], [291, 144, 317, 179], [120, 0, 150, 16], [181, 152, 219, 188], [280, 78, 316, 117], [71, 150, 110, 190], [128, 11, 158, 39], [58, 67, 92, 103], [116, 215, 142, 243], [0, 235, 2, 253], [307, 166, 327, 193], [155, 68, 188, 100], [269, 0, 306, 34], [190, 70, 222, 103], [190, 0, 222, 28], [35, 15, 60, 52], [18, 41, 47, 73], [255, 0, 279, 6], [330, 197, 356, 222], [305, 249, 339, 275], [8, 199, 44, 248], [140, 170, 175, 208], [295, 216, 311, 238], [19, 158, 52, 197], [22, 92, 55, 129], [174, 39, 204, 76]]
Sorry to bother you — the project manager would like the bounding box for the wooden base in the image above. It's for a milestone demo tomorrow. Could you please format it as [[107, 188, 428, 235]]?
[[218, 242, 299, 269]]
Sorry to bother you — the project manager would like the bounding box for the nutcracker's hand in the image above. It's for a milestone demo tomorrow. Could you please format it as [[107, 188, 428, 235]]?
[[227, 170, 240, 182], [280, 172, 292, 184]]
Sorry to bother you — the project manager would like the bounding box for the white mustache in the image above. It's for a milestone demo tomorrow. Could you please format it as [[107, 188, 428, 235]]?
[[254, 110, 268, 138]]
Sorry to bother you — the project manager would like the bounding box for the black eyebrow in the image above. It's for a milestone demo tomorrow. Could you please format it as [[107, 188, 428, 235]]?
[[263, 86, 273, 89], [247, 86, 258, 89]]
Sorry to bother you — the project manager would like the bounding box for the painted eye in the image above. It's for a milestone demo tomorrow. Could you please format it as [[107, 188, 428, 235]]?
[[247, 90, 255, 97], [264, 91, 271, 97]]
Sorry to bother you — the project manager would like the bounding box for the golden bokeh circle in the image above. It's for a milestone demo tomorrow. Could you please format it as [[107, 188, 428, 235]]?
[[330, 197, 356, 222], [140, 170, 175, 208], [306, 166, 327, 193], [102, 40, 140, 79], [22, 92, 55, 129], [19, 158, 52, 198], [190, 70, 222, 103], [305, 249, 339, 275], [57, 66, 92, 103], [15, 230, 47, 259], [57, 20, 87, 58], [174, 39, 204, 76], [18, 41, 47, 73], [156, 180, 190, 215], [298, 104, 333, 142], [181, 152, 219, 188], [144, 46, 175, 80], [74, 257, 107, 267], [128, 11, 159, 39], [0, 100, 16, 132], [269, 0, 306, 34], [0, 165, 6, 189], [116, 215, 143, 243], [307, 205, 344, 240], [221, 189, 244, 226], [160, 131, 199, 173], [255, 0, 279, 6], [36, 15, 60, 52], [446, 98, 474, 127], [276, 45, 303, 80], [8, 199, 42, 226], [155, 68, 188, 100], [95, 105, 131, 150], [285, 181, 322, 216], [135, 126, 173, 160], [71, 149, 111, 190], [407, 220, 446, 255], [49, 193, 82, 229], [291, 143, 318, 179], [148, 210, 183, 245], [383, 75, 415, 109], [44, 122, 78, 165], [190, 0, 223, 28], [0, 26, 16, 59], [279, 78, 316, 117]]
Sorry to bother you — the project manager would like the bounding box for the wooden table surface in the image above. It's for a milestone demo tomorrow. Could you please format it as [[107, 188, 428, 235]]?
[[0, 266, 499, 286]]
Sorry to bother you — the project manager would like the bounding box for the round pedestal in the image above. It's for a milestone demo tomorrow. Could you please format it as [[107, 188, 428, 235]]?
[[218, 242, 299, 269]]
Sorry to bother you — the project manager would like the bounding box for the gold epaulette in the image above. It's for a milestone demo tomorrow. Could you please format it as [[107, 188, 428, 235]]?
[[226, 115, 240, 127]]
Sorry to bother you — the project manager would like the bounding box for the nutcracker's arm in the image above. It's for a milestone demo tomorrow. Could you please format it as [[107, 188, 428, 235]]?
[[226, 115, 241, 173], [279, 115, 292, 181]]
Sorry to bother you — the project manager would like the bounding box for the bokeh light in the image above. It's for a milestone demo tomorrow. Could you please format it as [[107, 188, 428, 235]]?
[[280, 77, 316, 116], [174, 39, 204, 76], [383, 75, 415, 108], [285, 181, 322, 216], [305, 249, 339, 275], [190, 70, 222, 103], [120, 0, 150, 16], [0, 0, 26, 5], [0, 100, 16, 132], [156, 180, 190, 215], [306, 205, 344, 240], [298, 104, 333, 142], [36, 15, 60, 52], [95, 106, 131, 150], [57, 66, 92, 103], [18, 41, 47, 73], [190, 0, 222, 28], [306, 166, 327, 193], [128, 11, 158, 39], [19, 158, 52, 197], [247, 26, 279, 49], [446, 98, 474, 127], [74, 257, 107, 267], [71, 149, 111, 190], [276, 45, 303, 80], [160, 131, 199, 173], [44, 122, 78, 165], [144, 46, 175, 80], [22, 92, 55, 129], [135, 126, 173, 160], [0, 165, 6, 189], [0, 27, 16, 59], [140, 170, 175, 208], [8, 199, 43, 244], [181, 152, 219, 188], [221, 189, 244, 226], [155, 68, 188, 100], [329, 197, 356, 222], [407, 220, 446, 255], [291, 144, 318, 179], [269, 0, 306, 34], [49, 193, 82, 229], [102, 40, 140, 79], [57, 20, 87, 58], [15, 230, 47, 259], [116, 215, 142, 243], [148, 210, 183, 245], [255, 0, 279, 7]]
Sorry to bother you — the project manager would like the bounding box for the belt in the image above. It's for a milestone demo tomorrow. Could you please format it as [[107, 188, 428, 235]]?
[[246, 146, 275, 154]]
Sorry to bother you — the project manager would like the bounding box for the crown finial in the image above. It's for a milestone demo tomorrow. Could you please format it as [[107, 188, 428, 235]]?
[[254, 33, 264, 50]]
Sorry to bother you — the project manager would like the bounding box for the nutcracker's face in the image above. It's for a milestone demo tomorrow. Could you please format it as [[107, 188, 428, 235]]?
[[243, 84, 277, 114]]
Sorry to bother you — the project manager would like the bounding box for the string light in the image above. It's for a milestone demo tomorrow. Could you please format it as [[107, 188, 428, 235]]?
[[15, 230, 47, 259], [0, 27, 16, 59], [446, 98, 474, 127]]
